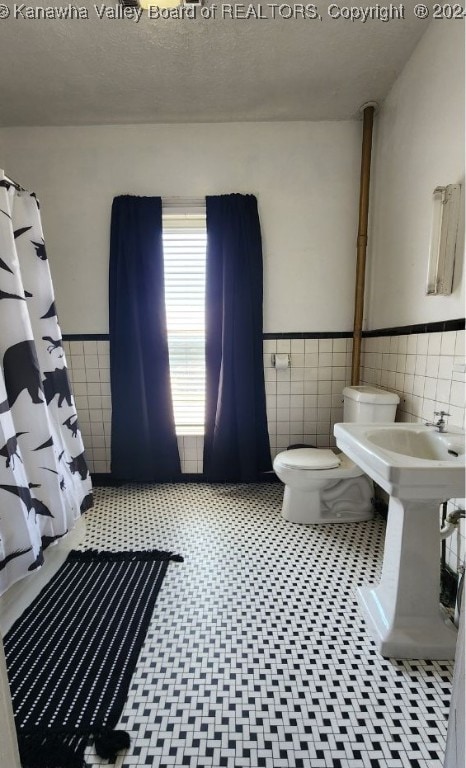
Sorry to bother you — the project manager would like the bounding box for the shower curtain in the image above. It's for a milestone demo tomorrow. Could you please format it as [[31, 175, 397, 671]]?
[[0, 172, 92, 596]]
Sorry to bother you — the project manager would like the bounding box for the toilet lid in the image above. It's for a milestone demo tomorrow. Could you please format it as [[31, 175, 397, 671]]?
[[279, 448, 341, 470]]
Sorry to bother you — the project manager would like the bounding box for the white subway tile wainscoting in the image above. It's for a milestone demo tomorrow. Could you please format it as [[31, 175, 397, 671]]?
[[65, 327, 464, 478], [64, 335, 356, 477], [64, 339, 112, 475], [264, 337, 353, 458], [360, 327, 465, 580], [360, 329, 465, 431]]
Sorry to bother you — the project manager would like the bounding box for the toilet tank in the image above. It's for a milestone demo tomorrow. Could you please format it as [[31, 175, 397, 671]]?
[[342, 385, 399, 423]]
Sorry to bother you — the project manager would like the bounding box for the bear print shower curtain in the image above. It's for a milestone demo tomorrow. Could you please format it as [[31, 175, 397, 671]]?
[[0, 172, 92, 596]]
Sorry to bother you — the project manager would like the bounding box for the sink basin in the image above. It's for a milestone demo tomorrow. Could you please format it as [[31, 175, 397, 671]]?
[[334, 422, 465, 499], [365, 426, 465, 461], [333, 421, 465, 660]]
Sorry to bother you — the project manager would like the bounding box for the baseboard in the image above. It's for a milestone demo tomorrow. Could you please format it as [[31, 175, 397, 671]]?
[[91, 473, 123, 487], [91, 472, 280, 486]]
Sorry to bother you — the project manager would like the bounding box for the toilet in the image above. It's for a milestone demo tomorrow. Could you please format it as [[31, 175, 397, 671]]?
[[273, 385, 400, 524]]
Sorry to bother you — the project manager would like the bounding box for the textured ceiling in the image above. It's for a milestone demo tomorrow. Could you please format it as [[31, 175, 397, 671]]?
[[0, 2, 427, 125]]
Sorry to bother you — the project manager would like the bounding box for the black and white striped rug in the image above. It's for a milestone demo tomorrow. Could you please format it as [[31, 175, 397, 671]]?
[[4, 548, 183, 767]]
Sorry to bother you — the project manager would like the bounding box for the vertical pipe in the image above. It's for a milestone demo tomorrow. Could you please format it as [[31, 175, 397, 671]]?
[[351, 103, 377, 386], [441, 500, 448, 574]]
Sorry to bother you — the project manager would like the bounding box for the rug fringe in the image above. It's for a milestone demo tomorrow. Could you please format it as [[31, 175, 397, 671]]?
[[19, 733, 88, 767], [68, 548, 184, 562], [18, 727, 131, 766], [94, 728, 131, 761], [170, 553, 184, 562]]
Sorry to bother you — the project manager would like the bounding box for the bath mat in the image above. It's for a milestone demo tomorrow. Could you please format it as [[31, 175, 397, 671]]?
[[4, 547, 183, 767]]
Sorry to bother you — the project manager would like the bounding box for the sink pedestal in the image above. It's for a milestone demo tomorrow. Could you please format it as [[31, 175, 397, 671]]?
[[358, 496, 457, 659], [334, 421, 464, 660]]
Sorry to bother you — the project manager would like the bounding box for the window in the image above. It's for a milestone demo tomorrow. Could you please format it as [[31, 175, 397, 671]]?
[[162, 208, 207, 435]]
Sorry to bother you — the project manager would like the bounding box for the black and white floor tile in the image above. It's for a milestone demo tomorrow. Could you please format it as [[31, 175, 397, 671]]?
[[79, 483, 453, 768]]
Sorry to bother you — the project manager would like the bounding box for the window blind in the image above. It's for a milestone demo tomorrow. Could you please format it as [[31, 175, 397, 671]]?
[[162, 212, 207, 435]]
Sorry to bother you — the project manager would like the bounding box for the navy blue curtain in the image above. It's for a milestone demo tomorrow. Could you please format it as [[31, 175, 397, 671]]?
[[204, 194, 272, 481], [109, 195, 181, 481]]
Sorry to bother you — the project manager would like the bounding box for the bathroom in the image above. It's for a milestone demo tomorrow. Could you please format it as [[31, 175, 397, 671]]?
[[0, 9, 465, 768]]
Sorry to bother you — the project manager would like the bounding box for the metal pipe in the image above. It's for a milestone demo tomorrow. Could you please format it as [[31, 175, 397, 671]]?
[[441, 500, 448, 565], [455, 566, 464, 626], [351, 102, 377, 386], [440, 508, 465, 540]]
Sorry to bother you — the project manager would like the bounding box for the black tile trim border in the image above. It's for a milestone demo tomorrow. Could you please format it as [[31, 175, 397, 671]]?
[[63, 334, 110, 341], [65, 318, 464, 344], [91, 473, 123, 487], [65, 332, 355, 341], [91, 472, 280, 486], [90, 474, 206, 486], [363, 318, 465, 338], [265, 319, 464, 338], [263, 331, 352, 340]]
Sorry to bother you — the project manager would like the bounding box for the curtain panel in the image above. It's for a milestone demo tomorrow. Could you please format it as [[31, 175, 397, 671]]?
[[204, 194, 272, 481], [109, 195, 180, 482]]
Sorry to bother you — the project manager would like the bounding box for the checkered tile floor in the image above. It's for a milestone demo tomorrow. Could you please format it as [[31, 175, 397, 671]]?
[[79, 483, 453, 767]]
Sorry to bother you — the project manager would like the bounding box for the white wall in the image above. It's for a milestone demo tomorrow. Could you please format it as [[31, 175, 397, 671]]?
[[0, 121, 361, 335], [367, 20, 465, 330], [0, 23, 464, 335]]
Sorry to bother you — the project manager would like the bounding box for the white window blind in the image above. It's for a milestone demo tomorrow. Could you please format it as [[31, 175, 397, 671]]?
[[162, 211, 207, 435]]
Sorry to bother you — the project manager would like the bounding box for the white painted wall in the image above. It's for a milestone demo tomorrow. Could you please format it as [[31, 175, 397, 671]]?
[[367, 20, 465, 330], [0, 121, 360, 335], [1, 21, 463, 337]]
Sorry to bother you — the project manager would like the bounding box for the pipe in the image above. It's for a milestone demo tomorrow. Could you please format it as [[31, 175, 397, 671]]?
[[455, 567, 464, 626], [440, 520, 458, 540], [440, 509, 465, 540], [351, 102, 377, 386], [440, 500, 448, 566]]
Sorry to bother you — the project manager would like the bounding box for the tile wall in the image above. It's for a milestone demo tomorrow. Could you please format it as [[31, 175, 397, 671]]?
[[64, 327, 465, 576], [360, 329, 465, 429], [263, 337, 353, 456], [63, 339, 111, 474], [63, 335, 356, 476], [63, 339, 207, 476], [360, 327, 465, 578]]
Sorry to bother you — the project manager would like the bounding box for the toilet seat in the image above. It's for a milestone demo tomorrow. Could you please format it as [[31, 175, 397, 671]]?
[[278, 448, 341, 470], [273, 449, 364, 480]]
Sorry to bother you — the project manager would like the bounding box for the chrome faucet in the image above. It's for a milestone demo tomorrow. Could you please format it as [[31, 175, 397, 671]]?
[[425, 411, 450, 432]]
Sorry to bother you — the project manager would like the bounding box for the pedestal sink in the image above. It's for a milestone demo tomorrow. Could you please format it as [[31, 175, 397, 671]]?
[[334, 422, 465, 660]]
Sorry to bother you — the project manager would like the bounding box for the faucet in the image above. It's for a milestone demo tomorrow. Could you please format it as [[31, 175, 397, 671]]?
[[425, 410, 450, 432]]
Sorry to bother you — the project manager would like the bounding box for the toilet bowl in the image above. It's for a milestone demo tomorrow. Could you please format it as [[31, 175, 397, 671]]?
[[273, 385, 400, 525], [273, 447, 373, 524]]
